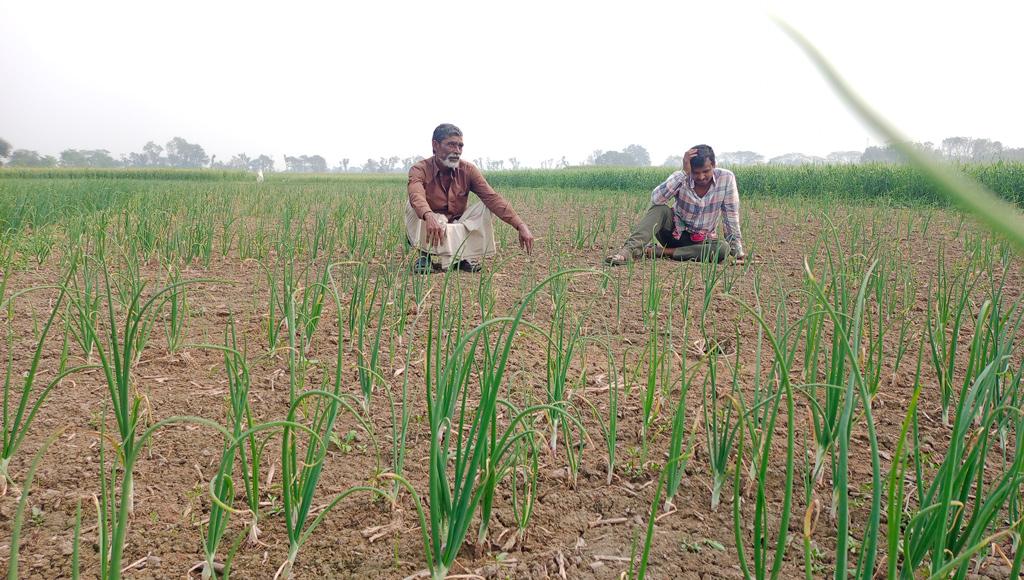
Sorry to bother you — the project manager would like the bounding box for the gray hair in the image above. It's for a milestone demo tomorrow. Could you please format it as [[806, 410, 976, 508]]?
[[432, 123, 463, 143]]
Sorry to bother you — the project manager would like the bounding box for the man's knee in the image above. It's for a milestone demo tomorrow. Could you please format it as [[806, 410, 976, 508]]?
[[646, 205, 672, 219], [712, 242, 729, 263], [693, 241, 729, 263]]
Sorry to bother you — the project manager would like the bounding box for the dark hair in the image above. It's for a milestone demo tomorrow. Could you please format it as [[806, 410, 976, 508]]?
[[432, 123, 463, 143], [691, 144, 715, 168]]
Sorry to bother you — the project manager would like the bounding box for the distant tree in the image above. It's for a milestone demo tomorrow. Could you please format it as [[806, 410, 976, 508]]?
[[8, 149, 57, 167], [341, 158, 350, 172], [227, 153, 250, 169], [826, 151, 862, 164], [93, 150, 119, 167], [662, 155, 684, 167], [970, 138, 1003, 162], [401, 156, 423, 172], [165, 137, 209, 168], [361, 158, 381, 173], [486, 159, 505, 171], [250, 155, 275, 173], [138, 141, 165, 167], [861, 145, 905, 164], [860, 141, 942, 164], [60, 149, 119, 168], [623, 144, 651, 166], [508, 157, 521, 170], [588, 145, 650, 167], [769, 152, 824, 166], [0, 137, 11, 162], [558, 156, 568, 168], [377, 156, 399, 172], [999, 148, 1024, 162], [936, 136, 1004, 162], [915, 142, 938, 156], [940, 137, 973, 161], [60, 149, 87, 167], [592, 150, 636, 166], [719, 151, 764, 166], [309, 155, 328, 173], [540, 158, 555, 169], [284, 154, 327, 173], [909, 141, 944, 161]]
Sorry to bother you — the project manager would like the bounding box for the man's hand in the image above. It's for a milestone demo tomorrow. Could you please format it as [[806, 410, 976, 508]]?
[[682, 147, 698, 175], [424, 212, 446, 246], [518, 223, 535, 255]]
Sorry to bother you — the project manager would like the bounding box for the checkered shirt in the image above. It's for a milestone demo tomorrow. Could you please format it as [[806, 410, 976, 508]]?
[[650, 168, 744, 256]]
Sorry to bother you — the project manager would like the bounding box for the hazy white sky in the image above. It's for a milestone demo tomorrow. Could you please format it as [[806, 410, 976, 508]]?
[[2, 0, 1021, 168]]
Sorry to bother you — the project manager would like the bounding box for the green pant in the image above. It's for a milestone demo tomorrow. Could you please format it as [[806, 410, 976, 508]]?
[[623, 205, 731, 263]]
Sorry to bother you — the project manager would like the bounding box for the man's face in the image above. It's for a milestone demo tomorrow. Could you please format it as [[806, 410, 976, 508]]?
[[692, 159, 715, 186], [433, 135, 464, 169]]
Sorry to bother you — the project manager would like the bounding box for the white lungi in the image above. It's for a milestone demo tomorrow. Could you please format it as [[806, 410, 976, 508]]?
[[405, 202, 497, 269]]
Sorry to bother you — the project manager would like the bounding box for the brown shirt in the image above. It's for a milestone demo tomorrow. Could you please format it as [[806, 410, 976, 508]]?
[[408, 157, 523, 229]]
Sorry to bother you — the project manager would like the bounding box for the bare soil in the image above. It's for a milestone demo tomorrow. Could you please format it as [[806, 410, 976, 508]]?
[[1, 202, 1020, 579]]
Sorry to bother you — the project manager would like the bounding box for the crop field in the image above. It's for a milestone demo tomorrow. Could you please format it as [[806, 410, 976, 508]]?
[[1, 166, 1023, 579]]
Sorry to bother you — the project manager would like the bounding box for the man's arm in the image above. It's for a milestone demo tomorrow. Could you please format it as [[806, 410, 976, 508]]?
[[722, 174, 744, 258], [468, 165, 534, 254], [408, 164, 434, 220], [409, 163, 446, 245], [650, 171, 686, 206], [467, 166, 524, 229]]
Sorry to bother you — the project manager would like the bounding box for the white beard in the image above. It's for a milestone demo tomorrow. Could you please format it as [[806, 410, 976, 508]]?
[[441, 155, 460, 169]]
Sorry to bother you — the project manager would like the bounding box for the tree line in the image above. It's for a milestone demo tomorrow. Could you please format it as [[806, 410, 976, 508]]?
[[2, 135, 1023, 173], [684, 137, 1024, 166], [0, 136, 429, 174], [597, 139, 1024, 168], [0, 137, 274, 172]]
